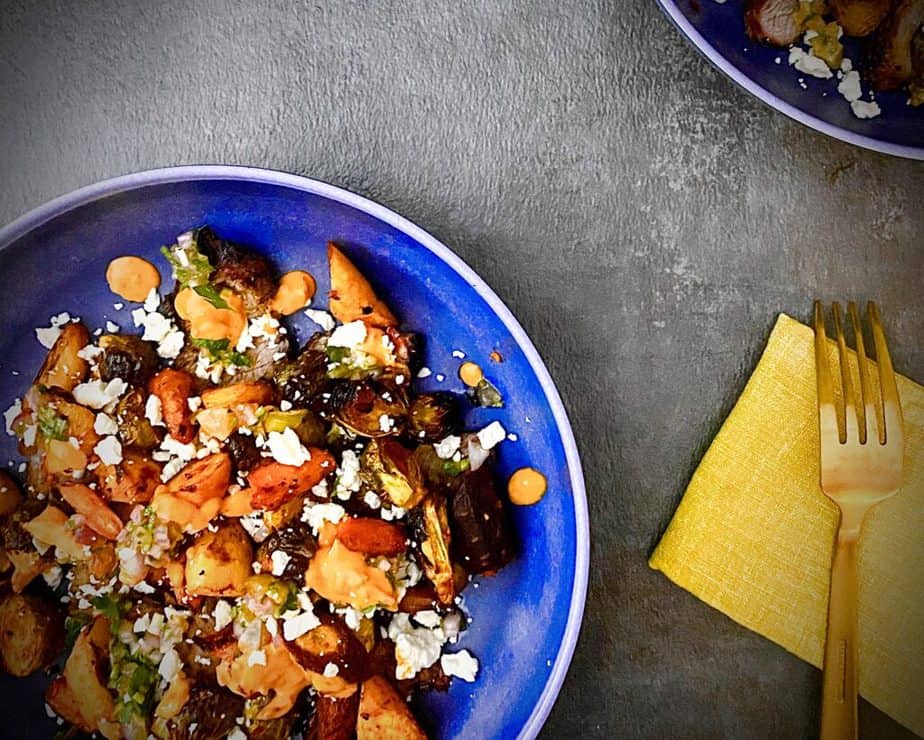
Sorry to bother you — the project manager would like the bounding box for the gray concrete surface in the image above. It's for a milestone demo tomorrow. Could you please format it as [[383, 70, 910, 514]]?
[[1, 0, 922, 737]]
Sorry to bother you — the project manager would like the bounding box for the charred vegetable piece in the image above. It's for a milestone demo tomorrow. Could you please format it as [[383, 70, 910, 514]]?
[[58, 616, 116, 736], [35, 322, 90, 392], [361, 438, 426, 509], [226, 431, 262, 473], [201, 380, 275, 409], [866, 0, 924, 91], [255, 522, 317, 580], [58, 484, 123, 540], [408, 392, 460, 441], [98, 334, 159, 387], [96, 450, 161, 504], [114, 388, 159, 448], [410, 497, 455, 605], [166, 452, 232, 505], [196, 226, 277, 313], [328, 243, 397, 329], [149, 368, 198, 444], [311, 691, 360, 740], [247, 710, 299, 740], [336, 517, 407, 557], [331, 381, 407, 438], [164, 686, 244, 740], [448, 466, 515, 574], [0, 593, 64, 676], [745, 0, 800, 47], [830, 0, 891, 36], [285, 614, 368, 684], [185, 521, 253, 597], [274, 345, 330, 408], [247, 451, 336, 510], [356, 676, 427, 740]]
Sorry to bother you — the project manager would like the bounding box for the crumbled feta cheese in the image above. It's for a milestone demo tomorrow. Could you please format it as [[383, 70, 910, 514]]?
[[133, 581, 156, 594], [322, 662, 340, 677], [247, 649, 267, 667], [105, 321, 120, 333], [413, 610, 443, 629], [451, 350, 465, 359], [113, 303, 124, 311], [302, 501, 346, 535], [364, 491, 381, 510], [240, 513, 270, 543], [77, 344, 103, 362], [380, 506, 406, 522], [329, 320, 367, 349], [213, 600, 233, 631], [416, 367, 432, 379], [266, 428, 311, 466], [270, 550, 292, 577], [131, 306, 184, 359], [788, 47, 833, 79], [94, 436, 123, 465], [304, 309, 336, 332], [440, 650, 479, 682], [280, 400, 293, 411], [339, 606, 363, 631], [158, 648, 181, 682], [378, 414, 395, 433], [333, 450, 360, 500], [476, 421, 506, 451], [133, 614, 152, 633], [388, 613, 446, 680], [435, 374, 445, 382], [851, 99, 881, 119], [73, 378, 128, 410], [283, 608, 322, 641], [93, 413, 119, 436], [434, 435, 461, 460], [145, 394, 164, 427], [35, 312, 72, 349], [837, 69, 862, 102], [143, 289, 160, 312], [227, 729, 247, 740]]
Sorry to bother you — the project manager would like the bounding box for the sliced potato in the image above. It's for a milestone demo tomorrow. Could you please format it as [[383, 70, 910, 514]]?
[[185, 521, 252, 597], [328, 243, 397, 328], [35, 323, 90, 392], [166, 452, 231, 504], [46, 675, 86, 729], [62, 617, 116, 735], [148, 368, 197, 443], [356, 675, 428, 740], [201, 380, 275, 409], [0, 593, 63, 676], [313, 691, 360, 740], [58, 484, 123, 540], [96, 449, 162, 504], [155, 670, 191, 720]]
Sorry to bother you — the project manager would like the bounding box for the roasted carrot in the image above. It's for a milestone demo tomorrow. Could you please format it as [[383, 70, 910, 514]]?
[[148, 368, 197, 443], [336, 517, 407, 556], [247, 450, 336, 510], [58, 484, 123, 541]]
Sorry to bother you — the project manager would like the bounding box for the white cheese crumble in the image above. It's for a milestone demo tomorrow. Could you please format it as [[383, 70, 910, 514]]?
[[388, 613, 446, 680], [4, 399, 22, 435], [416, 367, 432, 379], [270, 550, 292, 577], [144, 394, 164, 427], [328, 320, 367, 349], [73, 379, 128, 410], [240, 513, 270, 543], [304, 309, 336, 332], [131, 305, 184, 359], [247, 649, 267, 667], [282, 608, 321, 641], [266, 428, 311, 467], [476, 421, 507, 451], [851, 99, 882, 119], [93, 413, 119, 436], [35, 312, 72, 349], [434, 435, 461, 460], [333, 449, 361, 500], [105, 321, 120, 333], [94, 436, 123, 466], [322, 662, 340, 678], [440, 650, 479, 682], [301, 501, 346, 535], [213, 600, 233, 631], [363, 490, 382, 510], [413, 610, 443, 629], [788, 47, 832, 79]]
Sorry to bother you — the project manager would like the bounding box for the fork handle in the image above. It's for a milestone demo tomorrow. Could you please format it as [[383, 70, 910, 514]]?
[[820, 518, 860, 740]]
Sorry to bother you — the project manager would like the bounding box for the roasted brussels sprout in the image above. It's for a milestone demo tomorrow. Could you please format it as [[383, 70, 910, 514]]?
[[196, 226, 277, 313], [164, 686, 245, 740], [247, 710, 299, 740], [330, 381, 407, 438], [226, 432, 262, 473], [409, 497, 455, 605], [408, 392, 460, 441], [361, 438, 426, 509], [0, 593, 64, 676], [255, 523, 317, 581], [98, 334, 159, 387], [115, 388, 159, 448], [274, 346, 330, 408], [448, 466, 515, 574]]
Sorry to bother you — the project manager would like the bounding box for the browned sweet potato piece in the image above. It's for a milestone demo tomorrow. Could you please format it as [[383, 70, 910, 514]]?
[[356, 676, 428, 740], [336, 517, 407, 557], [201, 380, 275, 409], [149, 368, 197, 443], [286, 615, 368, 684], [35, 323, 90, 392], [97, 449, 162, 504], [314, 691, 360, 740], [0, 593, 63, 676], [184, 521, 252, 597], [59, 616, 117, 736], [247, 451, 336, 510], [0, 472, 22, 517], [745, 0, 800, 46], [58, 484, 123, 540], [830, 0, 891, 36], [866, 0, 924, 90], [166, 452, 231, 504], [328, 243, 397, 328]]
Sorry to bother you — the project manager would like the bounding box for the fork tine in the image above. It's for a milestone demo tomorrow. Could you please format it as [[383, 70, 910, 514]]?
[[847, 301, 874, 446], [868, 301, 903, 446], [832, 302, 858, 443], [813, 301, 840, 443]]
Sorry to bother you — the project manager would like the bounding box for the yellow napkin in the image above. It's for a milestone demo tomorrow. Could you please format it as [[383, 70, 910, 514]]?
[[649, 314, 924, 736]]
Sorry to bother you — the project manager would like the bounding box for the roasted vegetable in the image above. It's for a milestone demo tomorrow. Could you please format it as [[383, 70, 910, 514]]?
[[165, 452, 232, 504], [248, 710, 299, 740], [162, 686, 244, 740], [830, 0, 891, 36], [410, 497, 455, 605], [328, 243, 397, 329], [154, 671, 191, 720], [448, 466, 515, 574], [408, 392, 460, 441], [275, 346, 330, 408], [226, 431, 262, 473], [247, 451, 336, 510], [0, 471, 22, 517], [285, 614, 368, 684], [0, 593, 63, 676], [185, 521, 253, 597], [23, 506, 87, 562], [361, 438, 426, 509], [356, 676, 427, 740], [331, 381, 407, 438], [255, 522, 317, 580], [148, 368, 198, 444], [114, 388, 159, 448], [98, 334, 158, 387], [196, 226, 277, 313], [866, 0, 924, 90], [312, 692, 360, 740], [96, 449, 161, 504], [58, 483, 123, 540], [336, 517, 407, 557], [201, 380, 275, 409], [745, 0, 800, 47], [35, 322, 90, 392]]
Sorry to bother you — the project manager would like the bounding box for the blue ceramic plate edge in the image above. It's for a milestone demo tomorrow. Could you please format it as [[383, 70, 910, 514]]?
[[656, 0, 924, 161], [0, 164, 590, 740]]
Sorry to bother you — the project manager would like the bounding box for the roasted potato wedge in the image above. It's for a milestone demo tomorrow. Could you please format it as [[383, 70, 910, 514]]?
[[201, 380, 275, 409], [35, 323, 90, 392], [247, 451, 336, 510], [328, 243, 397, 328], [96, 449, 162, 504], [149, 368, 197, 443], [7, 550, 46, 593], [286, 614, 368, 684], [356, 676, 427, 740], [185, 521, 252, 597], [61, 616, 117, 736], [23, 506, 87, 562], [0, 593, 63, 676], [166, 452, 231, 504], [313, 691, 360, 740], [58, 483, 123, 540]]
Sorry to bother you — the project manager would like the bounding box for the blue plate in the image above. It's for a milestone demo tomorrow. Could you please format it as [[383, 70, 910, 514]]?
[[658, 0, 924, 159], [0, 166, 589, 739]]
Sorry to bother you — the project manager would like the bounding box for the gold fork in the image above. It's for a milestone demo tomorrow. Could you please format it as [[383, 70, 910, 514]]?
[[813, 301, 904, 740]]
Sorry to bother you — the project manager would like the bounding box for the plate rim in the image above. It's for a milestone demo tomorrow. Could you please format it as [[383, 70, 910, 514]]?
[[0, 164, 590, 740], [656, 0, 924, 161]]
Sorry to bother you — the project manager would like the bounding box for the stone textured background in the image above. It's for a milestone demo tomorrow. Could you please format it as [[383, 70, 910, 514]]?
[[1, 0, 922, 737]]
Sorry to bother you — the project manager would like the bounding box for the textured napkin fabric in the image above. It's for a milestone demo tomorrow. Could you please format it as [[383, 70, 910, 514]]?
[[650, 314, 924, 736]]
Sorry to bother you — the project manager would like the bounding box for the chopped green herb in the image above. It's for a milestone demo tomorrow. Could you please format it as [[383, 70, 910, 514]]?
[[37, 405, 68, 441], [91, 594, 125, 626], [473, 378, 504, 408], [442, 457, 471, 477], [326, 346, 350, 364], [191, 337, 252, 368], [192, 283, 230, 309], [160, 237, 213, 289], [63, 614, 90, 656]]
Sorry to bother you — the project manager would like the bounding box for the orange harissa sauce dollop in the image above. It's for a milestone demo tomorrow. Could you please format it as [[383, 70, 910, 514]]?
[[270, 271, 316, 315], [458, 361, 484, 387], [507, 467, 547, 506], [106, 256, 161, 302], [174, 287, 247, 344]]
